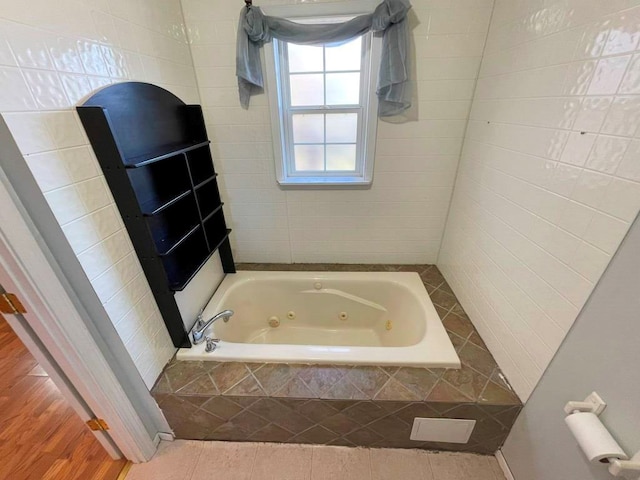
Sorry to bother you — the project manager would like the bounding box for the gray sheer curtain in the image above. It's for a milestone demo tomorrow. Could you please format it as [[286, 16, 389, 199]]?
[[236, 0, 412, 117]]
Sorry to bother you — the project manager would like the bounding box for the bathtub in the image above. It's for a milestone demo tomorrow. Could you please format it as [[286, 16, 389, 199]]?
[[177, 271, 461, 368]]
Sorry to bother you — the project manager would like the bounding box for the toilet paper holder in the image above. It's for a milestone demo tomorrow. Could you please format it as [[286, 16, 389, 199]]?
[[565, 392, 640, 479]]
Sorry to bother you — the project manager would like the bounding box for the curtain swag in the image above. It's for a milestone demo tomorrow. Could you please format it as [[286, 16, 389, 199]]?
[[236, 0, 412, 117]]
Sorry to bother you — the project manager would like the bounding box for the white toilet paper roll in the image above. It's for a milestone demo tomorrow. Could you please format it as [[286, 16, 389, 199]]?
[[565, 412, 629, 464]]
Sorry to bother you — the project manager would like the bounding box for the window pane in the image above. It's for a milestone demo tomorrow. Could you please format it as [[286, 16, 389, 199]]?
[[288, 43, 323, 73], [290, 74, 324, 106], [326, 144, 356, 171], [326, 73, 360, 105], [325, 37, 362, 72], [326, 113, 358, 143], [292, 114, 324, 143], [294, 144, 324, 171]]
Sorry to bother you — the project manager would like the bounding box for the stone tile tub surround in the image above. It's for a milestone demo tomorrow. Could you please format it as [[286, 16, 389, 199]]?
[[152, 265, 521, 454]]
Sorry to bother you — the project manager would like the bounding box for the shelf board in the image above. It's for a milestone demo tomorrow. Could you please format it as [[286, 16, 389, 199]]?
[[156, 224, 201, 256], [194, 173, 218, 190], [140, 189, 192, 216], [202, 203, 224, 223], [169, 229, 231, 291], [125, 140, 210, 168]]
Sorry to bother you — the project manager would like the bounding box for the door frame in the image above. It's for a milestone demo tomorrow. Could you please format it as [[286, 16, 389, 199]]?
[[0, 162, 158, 463]]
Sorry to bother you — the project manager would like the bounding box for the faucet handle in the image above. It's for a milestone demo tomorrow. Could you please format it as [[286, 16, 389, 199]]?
[[205, 337, 220, 353], [195, 307, 205, 327]]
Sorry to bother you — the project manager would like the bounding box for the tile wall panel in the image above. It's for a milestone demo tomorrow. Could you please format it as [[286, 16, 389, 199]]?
[[180, 0, 494, 264], [439, 0, 640, 400], [0, 0, 202, 387]]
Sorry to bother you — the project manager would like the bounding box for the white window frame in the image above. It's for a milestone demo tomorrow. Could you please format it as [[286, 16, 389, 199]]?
[[263, 1, 382, 187]]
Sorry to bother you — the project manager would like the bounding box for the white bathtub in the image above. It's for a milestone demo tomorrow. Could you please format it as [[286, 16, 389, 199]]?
[[177, 271, 461, 368]]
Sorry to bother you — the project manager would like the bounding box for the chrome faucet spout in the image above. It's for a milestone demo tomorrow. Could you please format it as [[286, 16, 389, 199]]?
[[192, 309, 233, 345]]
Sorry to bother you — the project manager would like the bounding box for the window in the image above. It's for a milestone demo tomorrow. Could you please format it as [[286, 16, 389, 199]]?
[[265, 12, 380, 186]]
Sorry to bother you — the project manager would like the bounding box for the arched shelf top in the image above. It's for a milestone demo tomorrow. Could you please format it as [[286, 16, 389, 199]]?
[[80, 82, 207, 165]]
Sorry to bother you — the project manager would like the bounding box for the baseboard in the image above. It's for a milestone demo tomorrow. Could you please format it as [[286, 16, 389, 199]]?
[[153, 431, 175, 446], [496, 450, 515, 480]]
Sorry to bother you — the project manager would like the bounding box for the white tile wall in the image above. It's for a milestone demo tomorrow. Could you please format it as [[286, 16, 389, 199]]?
[[181, 0, 494, 264], [439, 0, 640, 400], [0, 0, 201, 387]]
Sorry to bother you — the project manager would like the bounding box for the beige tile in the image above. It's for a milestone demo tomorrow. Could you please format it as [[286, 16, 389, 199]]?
[[427, 452, 499, 480], [251, 443, 313, 480], [370, 448, 433, 480], [311, 445, 371, 480], [191, 441, 257, 480], [126, 440, 204, 480]]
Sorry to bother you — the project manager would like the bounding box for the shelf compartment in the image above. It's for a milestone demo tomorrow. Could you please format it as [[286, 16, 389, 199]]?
[[128, 154, 191, 216], [139, 189, 192, 216], [202, 202, 224, 223], [203, 207, 229, 251], [211, 229, 232, 252], [187, 146, 216, 185], [194, 174, 218, 190], [146, 194, 201, 255], [162, 229, 211, 291], [196, 179, 222, 219], [125, 140, 210, 168]]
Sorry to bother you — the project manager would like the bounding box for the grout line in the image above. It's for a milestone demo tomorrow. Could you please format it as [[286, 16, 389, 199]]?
[[464, 114, 638, 142], [185, 441, 207, 480], [283, 184, 295, 264], [423, 450, 435, 480], [370, 369, 394, 399], [218, 365, 256, 395], [248, 442, 259, 480]]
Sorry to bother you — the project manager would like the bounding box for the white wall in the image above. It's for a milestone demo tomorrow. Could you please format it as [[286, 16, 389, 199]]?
[[0, 0, 201, 387], [502, 211, 640, 480], [438, 0, 640, 400], [181, 0, 493, 264]]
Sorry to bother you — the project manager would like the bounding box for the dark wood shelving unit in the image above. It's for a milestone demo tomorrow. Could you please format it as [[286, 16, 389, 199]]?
[[77, 82, 235, 348]]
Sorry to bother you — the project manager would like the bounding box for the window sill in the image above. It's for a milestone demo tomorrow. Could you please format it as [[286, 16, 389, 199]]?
[[277, 175, 372, 188]]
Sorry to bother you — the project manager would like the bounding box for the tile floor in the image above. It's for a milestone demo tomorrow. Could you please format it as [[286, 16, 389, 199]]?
[[125, 440, 506, 480]]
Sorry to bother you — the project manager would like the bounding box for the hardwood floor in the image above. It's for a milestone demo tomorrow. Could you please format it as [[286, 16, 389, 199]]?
[[0, 315, 127, 480]]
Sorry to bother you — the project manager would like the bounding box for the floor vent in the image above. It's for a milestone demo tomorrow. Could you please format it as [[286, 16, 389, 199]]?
[[410, 418, 476, 443]]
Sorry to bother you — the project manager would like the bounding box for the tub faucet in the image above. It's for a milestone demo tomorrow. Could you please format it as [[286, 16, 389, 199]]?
[[192, 309, 233, 345]]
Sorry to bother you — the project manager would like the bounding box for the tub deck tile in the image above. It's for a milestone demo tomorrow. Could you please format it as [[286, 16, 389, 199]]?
[[152, 264, 522, 454], [374, 377, 419, 401]]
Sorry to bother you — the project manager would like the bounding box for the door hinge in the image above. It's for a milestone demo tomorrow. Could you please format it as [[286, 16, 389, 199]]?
[[86, 418, 109, 431], [0, 293, 26, 314]]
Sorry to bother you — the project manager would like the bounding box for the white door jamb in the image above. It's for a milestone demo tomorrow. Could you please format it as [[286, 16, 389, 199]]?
[[0, 172, 157, 462]]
